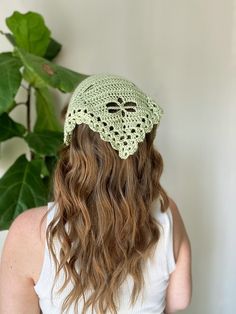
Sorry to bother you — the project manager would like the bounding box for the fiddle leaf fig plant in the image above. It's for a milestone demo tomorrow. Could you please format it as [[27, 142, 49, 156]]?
[[0, 11, 88, 230]]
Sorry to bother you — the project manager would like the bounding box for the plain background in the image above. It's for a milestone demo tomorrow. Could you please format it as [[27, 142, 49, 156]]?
[[0, 1, 236, 313]]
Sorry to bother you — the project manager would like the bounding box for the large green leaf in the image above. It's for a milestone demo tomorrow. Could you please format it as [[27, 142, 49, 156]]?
[[0, 112, 26, 142], [22, 67, 45, 88], [34, 87, 62, 132], [0, 52, 22, 114], [24, 130, 63, 156], [44, 37, 62, 61], [41, 155, 58, 201], [6, 11, 51, 57], [0, 155, 48, 230], [4, 33, 16, 46], [44, 155, 58, 175], [14, 47, 88, 92]]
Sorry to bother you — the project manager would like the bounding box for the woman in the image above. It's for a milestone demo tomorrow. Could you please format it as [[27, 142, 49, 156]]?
[[0, 74, 192, 314]]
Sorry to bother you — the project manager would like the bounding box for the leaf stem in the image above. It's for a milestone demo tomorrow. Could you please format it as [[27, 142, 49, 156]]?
[[26, 84, 34, 160], [26, 85, 31, 132]]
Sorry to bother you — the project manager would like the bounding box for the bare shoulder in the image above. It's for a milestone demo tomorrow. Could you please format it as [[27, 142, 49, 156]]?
[[12, 205, 48, 224], [7, 206, 48, 243], [0, 207, 48, 312], [1, 206, 48, 279]]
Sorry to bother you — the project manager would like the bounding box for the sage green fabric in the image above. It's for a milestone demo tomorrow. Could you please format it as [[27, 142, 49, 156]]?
[[64, 74, 164, 159]]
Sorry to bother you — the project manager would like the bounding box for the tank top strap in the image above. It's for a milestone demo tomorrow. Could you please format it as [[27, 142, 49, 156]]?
[[47, 202, 57, 226], [163, 208, 176, 274], [154, 201, 176, 275], [34, 202, 57, 297]]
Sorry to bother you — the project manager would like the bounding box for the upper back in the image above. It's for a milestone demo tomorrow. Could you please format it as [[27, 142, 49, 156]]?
[[32, 198, 177, 314], [1, 196, 191, 313]]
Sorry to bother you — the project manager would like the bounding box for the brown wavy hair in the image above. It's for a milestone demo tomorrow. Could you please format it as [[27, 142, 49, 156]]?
[[42, 122, 170, 314]]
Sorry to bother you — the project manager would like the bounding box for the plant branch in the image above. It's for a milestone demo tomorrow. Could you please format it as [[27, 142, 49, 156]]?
[[26, 84, 34, 160], [26, 85, 31, 133]]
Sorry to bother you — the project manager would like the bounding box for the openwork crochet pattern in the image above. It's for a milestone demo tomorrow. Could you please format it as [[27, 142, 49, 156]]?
[[64, 74, 164, 159]]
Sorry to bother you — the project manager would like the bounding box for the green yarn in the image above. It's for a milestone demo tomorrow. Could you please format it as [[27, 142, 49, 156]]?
[[64, 74, 164, 159]]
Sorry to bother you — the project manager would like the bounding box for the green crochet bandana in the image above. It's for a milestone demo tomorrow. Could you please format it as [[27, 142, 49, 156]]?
[[64, 73, 164, 159]]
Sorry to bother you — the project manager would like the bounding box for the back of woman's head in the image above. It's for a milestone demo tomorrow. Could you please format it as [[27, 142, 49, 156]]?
[[46, 74, 170, 314]]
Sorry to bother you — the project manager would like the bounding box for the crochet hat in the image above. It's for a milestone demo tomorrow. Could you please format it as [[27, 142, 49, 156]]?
[[64, 73, 164, 159]]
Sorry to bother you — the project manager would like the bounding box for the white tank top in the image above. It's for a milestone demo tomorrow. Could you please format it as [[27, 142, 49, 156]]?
[[34, 198, 176, 314]]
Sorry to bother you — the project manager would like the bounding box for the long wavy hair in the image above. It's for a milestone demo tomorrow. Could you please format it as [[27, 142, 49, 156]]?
[[41, 122, 170, 314]]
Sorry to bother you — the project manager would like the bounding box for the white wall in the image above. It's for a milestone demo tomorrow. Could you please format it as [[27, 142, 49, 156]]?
[[1, 1, 236, 313]]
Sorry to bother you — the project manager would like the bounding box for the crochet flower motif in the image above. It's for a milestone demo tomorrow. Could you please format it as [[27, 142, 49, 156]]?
[[106, 97, 137, 117]]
